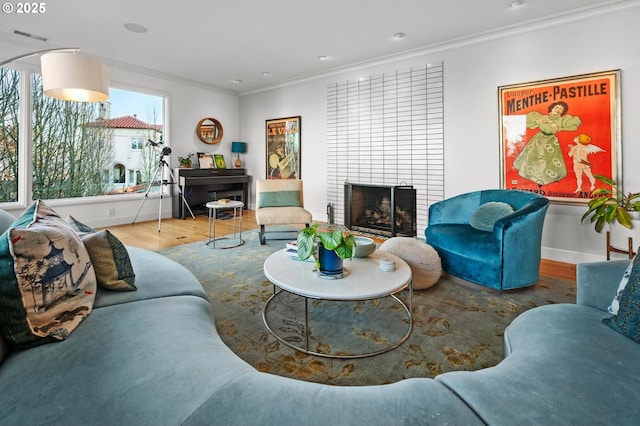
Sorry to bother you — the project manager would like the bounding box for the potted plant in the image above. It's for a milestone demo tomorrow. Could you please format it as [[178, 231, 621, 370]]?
[[581, 174, 640, 232], [178, 153, 194, 168], [296, 223, 356, 275]]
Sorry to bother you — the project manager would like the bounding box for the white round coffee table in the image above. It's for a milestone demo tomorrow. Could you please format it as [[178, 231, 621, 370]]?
[[205, 200, 244, 249], [262, 249, 413, 358]]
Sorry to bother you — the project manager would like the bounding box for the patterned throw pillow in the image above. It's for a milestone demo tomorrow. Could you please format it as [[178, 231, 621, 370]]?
[[608, 251, 639, 314], [603, 251, 640, 343], [0, 200, 97, 347], [66, 215, 97, 236], [469, 201, 515, 232], [81, 230, 136, 291]]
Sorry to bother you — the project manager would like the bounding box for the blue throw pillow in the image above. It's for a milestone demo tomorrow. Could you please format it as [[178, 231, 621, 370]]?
[[603, 252, 640, 343], [469, 201, 515, 232], [0, 209, 16, 235]]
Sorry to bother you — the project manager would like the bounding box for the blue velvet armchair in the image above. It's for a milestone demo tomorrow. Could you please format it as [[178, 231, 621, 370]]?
[[425, 190, 549, 290]]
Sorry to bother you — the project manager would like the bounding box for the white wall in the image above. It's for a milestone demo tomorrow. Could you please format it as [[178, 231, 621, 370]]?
[[239, 5, 640, 264]]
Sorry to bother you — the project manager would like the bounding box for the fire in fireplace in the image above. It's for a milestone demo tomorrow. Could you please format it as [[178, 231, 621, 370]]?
[[344, 182, 416, 237]]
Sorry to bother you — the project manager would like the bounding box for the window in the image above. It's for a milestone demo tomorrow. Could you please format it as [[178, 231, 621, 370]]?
[[0, 67, 165, 204], [0, 68, 20, 203], [131, 138, 145, 150]]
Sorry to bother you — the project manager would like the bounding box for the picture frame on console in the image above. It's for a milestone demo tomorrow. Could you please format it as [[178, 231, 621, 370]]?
[[214, 154, 226, 169], [197, 152, 214, 169], [266, 116, 301, 179], [498, 69, 621, 205]]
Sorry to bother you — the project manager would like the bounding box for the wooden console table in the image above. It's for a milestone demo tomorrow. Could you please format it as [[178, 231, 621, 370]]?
[[172, 168, 250, 219]]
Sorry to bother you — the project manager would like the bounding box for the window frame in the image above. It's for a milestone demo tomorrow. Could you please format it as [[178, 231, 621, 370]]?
[[0, 63, 170, 210]]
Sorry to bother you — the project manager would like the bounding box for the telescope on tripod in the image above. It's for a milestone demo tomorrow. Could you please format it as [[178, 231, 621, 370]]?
[[132, 139, 195, 231]]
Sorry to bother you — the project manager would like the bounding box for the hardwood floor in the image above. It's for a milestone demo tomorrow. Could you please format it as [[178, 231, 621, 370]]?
[[102, 210, 262, 251], [103, 210, 576, 281]]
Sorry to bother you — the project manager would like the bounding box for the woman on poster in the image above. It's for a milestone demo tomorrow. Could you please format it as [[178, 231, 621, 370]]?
[[513, 101, 581, 186]]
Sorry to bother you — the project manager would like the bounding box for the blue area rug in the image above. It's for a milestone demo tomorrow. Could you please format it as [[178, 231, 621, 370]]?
[[158, 229, 576, 386]]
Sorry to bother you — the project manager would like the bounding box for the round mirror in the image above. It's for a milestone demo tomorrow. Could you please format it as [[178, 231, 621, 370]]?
[[196, 117, 223, 144]]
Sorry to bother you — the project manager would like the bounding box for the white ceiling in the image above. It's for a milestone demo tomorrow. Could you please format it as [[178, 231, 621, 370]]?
[[0, 0, 635, 94]]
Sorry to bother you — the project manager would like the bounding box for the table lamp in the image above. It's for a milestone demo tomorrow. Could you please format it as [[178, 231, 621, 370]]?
[[231, 141, 247, 168]]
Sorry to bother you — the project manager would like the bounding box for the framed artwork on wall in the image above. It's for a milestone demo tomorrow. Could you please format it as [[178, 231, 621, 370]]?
[[499, 69, 621, 205], [266, 116, 301, 179]]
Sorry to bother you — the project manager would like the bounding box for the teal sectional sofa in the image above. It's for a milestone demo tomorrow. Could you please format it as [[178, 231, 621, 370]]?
[[1, 213, 639, 424]]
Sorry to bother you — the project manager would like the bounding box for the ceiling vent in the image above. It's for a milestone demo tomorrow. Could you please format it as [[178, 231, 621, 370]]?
[[13, 29, 48, 42]]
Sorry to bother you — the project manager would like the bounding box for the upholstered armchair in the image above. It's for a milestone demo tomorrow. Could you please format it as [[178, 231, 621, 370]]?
[[255, 179, 312, 245], [425, 189, 549, 290]]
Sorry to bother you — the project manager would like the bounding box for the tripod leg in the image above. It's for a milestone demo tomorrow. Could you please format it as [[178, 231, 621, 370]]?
[[165, 167, 196, 220], [157, 180, 163, 232], [132, 162, 163, 225]]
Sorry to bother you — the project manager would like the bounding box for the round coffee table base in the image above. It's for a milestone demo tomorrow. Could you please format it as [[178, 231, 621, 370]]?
[[205, 238, 245, 249], [262, 288, 412, 359]]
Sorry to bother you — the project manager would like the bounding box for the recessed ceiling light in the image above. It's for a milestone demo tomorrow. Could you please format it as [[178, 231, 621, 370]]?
[[231, 79, 243, 84], [393, 32, 406, 40], [262, 72, 272, 77], [124, 23, 148, 33], [510, 1, 524, 8], [317, 55, 328, 61]]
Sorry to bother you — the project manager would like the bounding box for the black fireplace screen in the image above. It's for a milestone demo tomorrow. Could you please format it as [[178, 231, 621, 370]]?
[[344, 183, 416, 237]]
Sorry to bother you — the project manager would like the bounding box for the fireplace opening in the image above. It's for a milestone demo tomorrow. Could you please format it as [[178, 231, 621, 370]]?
[[344, 182, 416, 237]]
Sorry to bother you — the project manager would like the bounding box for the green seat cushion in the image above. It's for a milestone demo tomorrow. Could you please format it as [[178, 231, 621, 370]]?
[[259, 190, 301, 208], [0, 200, 97, 347]]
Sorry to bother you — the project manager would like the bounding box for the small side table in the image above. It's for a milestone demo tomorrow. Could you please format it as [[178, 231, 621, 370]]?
[[206, 200, 244, 249]]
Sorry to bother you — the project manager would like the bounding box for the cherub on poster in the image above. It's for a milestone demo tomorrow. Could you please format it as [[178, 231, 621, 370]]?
[[499, 70, 620, 205]]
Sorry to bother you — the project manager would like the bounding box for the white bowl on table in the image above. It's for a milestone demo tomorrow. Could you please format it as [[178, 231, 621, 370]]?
[[353, 236, 376, 257]]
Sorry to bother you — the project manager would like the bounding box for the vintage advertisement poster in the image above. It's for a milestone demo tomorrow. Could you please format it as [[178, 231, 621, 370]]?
[[266, 116, 301, 179], [499, 70, 620, 204]]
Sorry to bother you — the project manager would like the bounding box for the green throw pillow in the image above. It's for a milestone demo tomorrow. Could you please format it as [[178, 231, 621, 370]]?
[[259, 190, 301, 208], [469, 201, 515, 232], [82, 230, 136, 292], [603, 251, 640, 343], [0, 200, 97, 347]]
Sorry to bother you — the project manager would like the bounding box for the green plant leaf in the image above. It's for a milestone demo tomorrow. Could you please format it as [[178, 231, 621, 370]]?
[[604, 204, 617, 223], [616, 207, 633, 229], [296, 224, 318, 260], [318, 229, 343, 250], [334, 244, 353, 259], [590, 188, 611, 197], [595, 216, 606, 233], [594, 174, 616, 186]]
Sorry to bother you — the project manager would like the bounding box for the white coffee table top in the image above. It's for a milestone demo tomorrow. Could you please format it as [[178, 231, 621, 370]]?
[[206, 200, 243, 209], [263, 249, 412, 300]]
